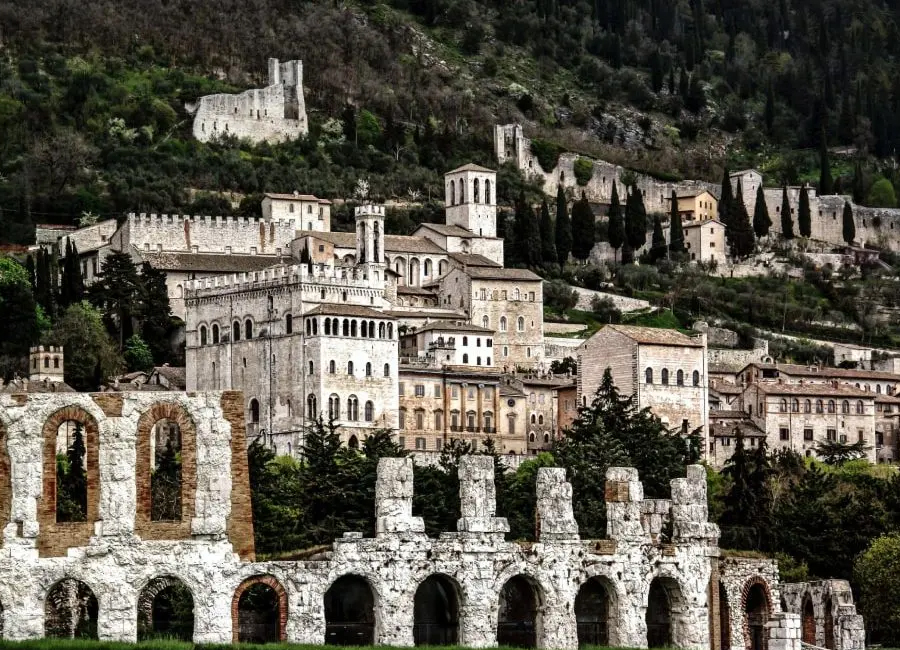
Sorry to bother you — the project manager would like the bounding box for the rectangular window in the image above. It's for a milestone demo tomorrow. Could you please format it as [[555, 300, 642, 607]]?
[[451, 385, 459, 398], [434, 384, 441, 397], [434, 412, 443, 429], [416, 411, 424, 429], [483, 386, 493, 399], [827, 428, 837, 442], [781, 428, 791, 441], [415, 385, 425, 397], [398, 436, 405, 448], [858, 429, 864, 442], [802, 428, 812, 441], [398, 382, 405, 396], [876, 432, 884, 446]]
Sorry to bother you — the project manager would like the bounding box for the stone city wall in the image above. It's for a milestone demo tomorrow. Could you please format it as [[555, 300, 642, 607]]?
[[781, 580, 865, 650]]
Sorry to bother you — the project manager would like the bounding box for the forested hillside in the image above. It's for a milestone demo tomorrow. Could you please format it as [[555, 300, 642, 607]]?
[[2, 0, 900, 242]]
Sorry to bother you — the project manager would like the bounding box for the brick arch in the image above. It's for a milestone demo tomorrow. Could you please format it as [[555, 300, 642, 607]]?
[[38, 406, 100, 557], [231, 574, 288, 643], [134, 401, 197, 540], [0, 420, 9, 550], [137, 575, 195, 638], [740, 576, 774, 650]]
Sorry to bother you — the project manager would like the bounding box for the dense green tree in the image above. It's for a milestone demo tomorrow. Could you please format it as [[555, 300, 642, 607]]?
[[34, 249, 55, 318], [247, 438, 304, 554], [730, 180, 756, 258], [780, 186, 794, 239], [124, 334, 154, 372], [842, 201, 856, 245], [814, 439, 869, 465], [138, 262, 173, 363], [91, 252, 141, 350], [764, 81, 775, 134], [151, 437, 182, 521], [48, 301, 123, 391], [539, 198, 557, 264], [719, 166, 734, 232], [60, 240, 84, 307], [649, 214, 666, 262], [798, 184, 811, 237], [543, 279, 578, 313], [554, 185, 571, 267], [570, 191, 596, 262], [855, 534, 900, 647], [607, 183, 625, 262], [0, 257, 40, 379], [867, 177, 897, 208], [624, 187, 647, 263], [752, 185, 772, 238], [852, 161, 866, 205], [668, 190, 684, 254], [56, 422, 87, 522]]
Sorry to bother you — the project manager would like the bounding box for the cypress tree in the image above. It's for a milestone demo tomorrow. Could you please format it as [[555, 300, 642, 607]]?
[[526, 205, 543, 266], [678, 68, 689, 100], [753, 185, 772, 239], [625, 187, 647, 261], [852, 161, 865, 205], [720, 166, 734, 230], [570, 192, 596, 262], [764, 81, 775, 134], [819, 130, 834, 195], [540, 198, 557, 264], [25, 254, 35, 289], [554, 185, 572, 267], [780, 186, 794, 239], [607, 183, 625, 263], [668, 190, 685, 254], [649, 215, 666, 262], [842, 201, 856, 245], [798, 184, 811, 238], [838, 94, 854, 145], [668, 67, 676, 95], [512, 192, 529, 266], [650, 50, 663, 93], [731, 182, 756, 258]]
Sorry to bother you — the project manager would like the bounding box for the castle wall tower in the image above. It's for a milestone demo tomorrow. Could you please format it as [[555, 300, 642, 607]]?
[[356, 204, 386, 271], [444, 164, 498, 238], [29, 345, 65, 382]]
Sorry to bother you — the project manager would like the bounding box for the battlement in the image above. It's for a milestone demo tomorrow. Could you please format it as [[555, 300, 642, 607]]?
[[127, 212, 294, 229], [29, 346, 63, 355], [355, 204, 386, 217], [185, 262, 380, 298]]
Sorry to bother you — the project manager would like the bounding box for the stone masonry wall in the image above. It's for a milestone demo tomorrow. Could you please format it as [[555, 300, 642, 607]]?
[[781, 581, 865, 650]]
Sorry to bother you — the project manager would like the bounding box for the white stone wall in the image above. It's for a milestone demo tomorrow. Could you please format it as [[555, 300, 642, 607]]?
[[122, 214, 296, 256], [781, 580, 865, 650], [684, 221, 727, 265]]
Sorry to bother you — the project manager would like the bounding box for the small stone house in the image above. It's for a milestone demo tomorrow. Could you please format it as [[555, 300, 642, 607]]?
[[684, 219, 727, 265], [665, 189, 718, 222]]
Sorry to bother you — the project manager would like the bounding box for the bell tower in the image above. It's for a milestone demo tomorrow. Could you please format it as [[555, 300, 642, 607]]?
[[355, 204, 386, 273], [444, 163, 497, 238]]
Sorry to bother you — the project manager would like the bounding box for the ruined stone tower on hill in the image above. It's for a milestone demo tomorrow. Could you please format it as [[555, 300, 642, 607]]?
[[192, 58, 308, 144]]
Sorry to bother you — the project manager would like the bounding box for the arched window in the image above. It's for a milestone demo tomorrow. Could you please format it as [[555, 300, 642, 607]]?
[[306, 319, 312, 335], [329, 360, 336, 374], [645, 368, 653, 384], [856, 400, 864, 414], [249, 399, 260, 423], [200, 325, 208, 346], [791, 399, 799, 412], [661, 369, 669, 385], [538, 414, 544, 425], [482, 315, 489, 328], [463, 354, 469, 364], [842, 400, 850, 414], [529, 432, 535, 442], [692, 370, 699, 386], [450, 180, 456, 206], [500, 316, 507, 332], [351, 320, 358, 337], [342, 319, 349, 336], [328, 394, 340, 420], [324, 318, 331, 335], [399, 408, 407, 429], [804, 399, 811, 413], [816, 400, 824, 413], [285, 314, 292, 334], [245, 319, 253, 339], [543, 433, 550, 443], [876, 384, 882, 394], [424, 259, 432, 277], [780, 399, 787, 413], [517, 317, 525, 332], [828, 400, 836, 413], [388, 323, 393, 338], [485, 179, 491, 205], [676, 369, 684, 386], [212, 324, 220, 344], [364, 401, 374, 422], [531, 414, 536, 424], [347, 361, 354, 376], [369, 321, 375, 338], [379, 323, 386, 338], [306, 394, 317, 419], [361, 321, 367, 338], [233, 321, 241, 341], [473, 178, 480, 203], [514, 288, 521, 300], [365, 362, 372, 377], [348, 396, 359, 421], [308, 360, 314, 376], [332, 318, 339, 334], [384, 363, 390, 377]]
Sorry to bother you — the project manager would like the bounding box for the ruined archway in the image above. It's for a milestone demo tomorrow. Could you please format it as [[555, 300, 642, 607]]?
[[232, 575, 288, 643], [824, 598, 834, 650], [497, 575, 543, 648], [743, 581, 771, 650], [324, 575, 376, 646], [575, 577, 616, 646], [720, 582, 731, 650], [414, 574, 460, 646], [646, 576, 686, 648], [45, 578, 99, 639], [801, 598, 816, 645], [137, 576, 194, 641]]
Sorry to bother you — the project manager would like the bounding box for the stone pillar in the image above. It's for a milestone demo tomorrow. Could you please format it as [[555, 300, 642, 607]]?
[[766, 612, 801, 650], [477, 383, 484, 432], [460, 383, 467, 433], [838, 614, 866, 650], [456, 456, 509, 536], [375, 457, 424, 538], [535, 468, 579, 541], [605, 467, 648, 543], [671, 465, 719, 542]]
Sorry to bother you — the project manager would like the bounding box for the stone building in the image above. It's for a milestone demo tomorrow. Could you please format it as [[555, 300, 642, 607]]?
[[192, 58, 308, 144], [684, 219, 727, 265], [400, 322, 495, 367], [875, 394, 900, 463], [577, 325, 709, 453], [666, 190, 718, 222], [0, 392, 864, 650], [735, 362, 900, 396], [261, 192, 332, 230]]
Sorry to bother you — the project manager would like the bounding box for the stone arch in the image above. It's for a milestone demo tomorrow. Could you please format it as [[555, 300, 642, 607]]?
[[324, 574, 377, 645], [137, 575, 195, 641], [414, 573, 462, 646], [823, 596, 834, 650], [801, 597, 815, 644], [39, 406, 100, 557], [232, 575, 288, 643], [741, 577, 773, 650], [135, 401, 197, 540], [45, 578, 99, 639], [0, 420, 9, 550], [720, 582, 731, 650], [575, 576, 619, 647], [497, 574, 545, 648], [645, 575, 688, 649]]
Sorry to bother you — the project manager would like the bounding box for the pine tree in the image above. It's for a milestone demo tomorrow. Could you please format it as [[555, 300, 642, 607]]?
[[780, 186, 794, 239], [668, 190, 685, 254], [678, 67, 689, 99], [554, 185, 572, 267], [852, 161, 865, 205], [753, 185, 772, 239], [539, 198, 557, 264], [668, 67, 676, 95], [649, 214, 666, 262], [525, 205, 543, 266], [650, 49, 663, 93], [819, 130, 834, 195], [838, 94, 855, 145], [607, 183, 625, 263], [624, 187, 647, 262], [798, 184, 812, 238], [512, 192, 530, 267], [570, 192, 596, 262], [90, 252, 141, 350], [842, 201, 856, 245], [58, 422, 88, 522]]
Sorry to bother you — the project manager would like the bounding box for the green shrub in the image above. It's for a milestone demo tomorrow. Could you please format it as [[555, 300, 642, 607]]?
[[855, 534, 900, 646], [866, 177, 896, 208], [530, 139, 564, 173], [574, 157, 594, 186]]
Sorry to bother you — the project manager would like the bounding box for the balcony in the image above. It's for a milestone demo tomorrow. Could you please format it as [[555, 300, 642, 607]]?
[[450, 425, 464, 433]]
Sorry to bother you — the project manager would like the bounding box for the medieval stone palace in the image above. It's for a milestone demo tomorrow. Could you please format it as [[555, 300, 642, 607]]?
[[0, 391, 863, 650]]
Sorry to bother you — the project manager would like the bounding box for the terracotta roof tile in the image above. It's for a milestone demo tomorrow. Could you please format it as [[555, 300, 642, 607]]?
[[604, 325, 704, 347]]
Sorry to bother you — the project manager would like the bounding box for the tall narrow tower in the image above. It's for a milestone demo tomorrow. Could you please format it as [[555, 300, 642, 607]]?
[[355, 204, 386, 273], [444, 164, 497, 238]]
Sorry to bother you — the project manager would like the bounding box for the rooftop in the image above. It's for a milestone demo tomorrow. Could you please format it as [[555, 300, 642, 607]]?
[[296, 230, 446, 255], [263, 193, 331, 204], [683, 219, 726, 229], [408, 321, 494, 335], [151, 365, 186, 390], [447, 163, 495, 174], [744, 362, 900, 383], [464, 266, 543, 281], [668, 189, 716, 199], [447, 252, 501, 267], [137, 250, 289, 273], [416, 223, 477, 238], [603, 325, 705, 347]]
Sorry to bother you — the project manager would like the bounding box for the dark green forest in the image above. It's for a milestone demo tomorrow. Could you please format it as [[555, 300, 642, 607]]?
[[4, 0, 900, 243]]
